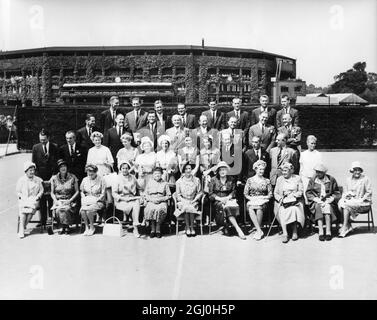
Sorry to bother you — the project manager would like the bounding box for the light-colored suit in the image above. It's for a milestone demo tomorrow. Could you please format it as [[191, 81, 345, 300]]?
[[125, 109, 148, 132], [269, 146, 298, 185], [166, 127, 186, 152]]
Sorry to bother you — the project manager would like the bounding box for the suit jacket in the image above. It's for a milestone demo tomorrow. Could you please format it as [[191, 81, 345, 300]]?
[[175, 113, 196, 129], [31, 142, 59, 181], [166, 127, 186, 152], [277, 125, 302, 149], [125, 109, 148, 132], [59, 143, 87, 181], [241, 148, 270, 182], [248, 123, 276, 152], [306, 175, 341, 205], [138, 123, 165, 151], [202, 110, 225, 130], [103, 127, 126, 169], [226, 110, 249, 131], [193, 126, 219, 149], [276, 107, 300, 128], [76, 126, 100, 150], [269, 146, 298, 185], [250, 107, 277, 126], [100, 109, 117, 134], [155, 113, 172, 131]]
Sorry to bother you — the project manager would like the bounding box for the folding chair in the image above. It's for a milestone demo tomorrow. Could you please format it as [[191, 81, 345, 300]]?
[[172, 192, 203, 236]]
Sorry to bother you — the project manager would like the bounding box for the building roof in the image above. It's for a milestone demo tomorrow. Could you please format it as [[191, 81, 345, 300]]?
[[0, 45, 295, 61], [296, 93, 368, 105], [326, 93, 368, 104]]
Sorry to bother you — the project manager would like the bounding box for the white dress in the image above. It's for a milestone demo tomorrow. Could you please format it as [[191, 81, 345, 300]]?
[[86, 145, 114, 178], [299, 150, 322, 194]]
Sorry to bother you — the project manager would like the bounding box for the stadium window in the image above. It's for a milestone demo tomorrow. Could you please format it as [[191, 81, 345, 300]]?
[[294, 86, 302, 92], [280, 86, 289, 92]]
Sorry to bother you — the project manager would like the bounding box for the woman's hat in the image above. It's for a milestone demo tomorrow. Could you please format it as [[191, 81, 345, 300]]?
[[24, 161, 36, 173], [90, 131, 103, 140], [158, 135, 171, 147], [216, 161, 230, 171], [313, 163, 327, 173], [56, 159, 68, 169], [118, 160, 131, 170], [252, 159, 267, 171], [350, 161, 363, 173], [153, 166, 163, 173], [85, 164, 98, 173], [140, 136, 154, 151], [120, 132, 133, 140]]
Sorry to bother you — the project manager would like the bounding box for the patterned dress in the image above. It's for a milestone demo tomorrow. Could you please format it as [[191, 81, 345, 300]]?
[[135, 152, 157, 191], [80, 175, 106, 213], [338, 174, 372, 218], [144, 178, 171, 223], [244, 175, 272, 210], [174, 175, 202, 217], [209, 176, 239, 226], [50, 173, 78, 225], [200, 148, 221, 193], [112, 174, 140, 214], [16, 175, 44, 215], [155, 149, 178, 187]]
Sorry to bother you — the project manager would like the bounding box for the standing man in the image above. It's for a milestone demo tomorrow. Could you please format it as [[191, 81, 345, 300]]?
[[176, 103, 196, 129], [166, 115, 186, 152], [76, 113, 99, 150], [31, 129, 59, 226], [269, 133, 298, 186], [202, 98, 225, 130], [59, 130, 87, 182], [124, 97, 148, 132], [104, 113, 127, 171], [248, 111, 276, 153], [154, 100, 172, 131], [194, 115, 217, 150], [226, 97, 249, 131], [139, 111, 165, 151], [100, 96, 119, 134], [277, 113, 302, 152], [250, 95, 277, 127], [276, 95, 300, 128]]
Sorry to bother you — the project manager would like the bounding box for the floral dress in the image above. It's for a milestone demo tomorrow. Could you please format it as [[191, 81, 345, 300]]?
[[50, 173, 78, 225], [135, 152, 157, 191], [80, 175, 106, 213], [144, 178, 171, 223], [156, 150, 178, 188], [174, 175, 202, 217], [244, 175, 272, 210]]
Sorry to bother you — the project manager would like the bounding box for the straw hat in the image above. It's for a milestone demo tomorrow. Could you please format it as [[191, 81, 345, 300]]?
[[24, 161, 36, 173], [313, 163, 328, 173], [216, 161, 230, 171], [350, 161, 363, 173]]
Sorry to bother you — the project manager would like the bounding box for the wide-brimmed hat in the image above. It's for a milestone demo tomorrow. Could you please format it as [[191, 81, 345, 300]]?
[[24, 161, 36, 173], [118, 160, 131, 170], [216, 161, 230, 172], [85, 164, 98, 173], [57, 159, 68, 169], [350, 161, 363, 173], [313, 163, 327, 173], [140, 136, 154, 151]]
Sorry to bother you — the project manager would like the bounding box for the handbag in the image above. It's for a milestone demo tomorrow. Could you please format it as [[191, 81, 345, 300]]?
[[103, 216, 124, 237], [282, 195, 298, 208]]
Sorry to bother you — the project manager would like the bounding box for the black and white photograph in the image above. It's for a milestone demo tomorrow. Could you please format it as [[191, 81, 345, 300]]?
[[0, 0, 376, 304]]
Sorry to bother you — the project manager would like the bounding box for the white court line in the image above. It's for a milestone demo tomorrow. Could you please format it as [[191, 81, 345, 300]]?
[[172, 234, 186, 299], [0, 204, 17, 215]]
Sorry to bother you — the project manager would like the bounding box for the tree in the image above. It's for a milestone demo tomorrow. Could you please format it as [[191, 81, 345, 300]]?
[[329, 61, 368, 94]]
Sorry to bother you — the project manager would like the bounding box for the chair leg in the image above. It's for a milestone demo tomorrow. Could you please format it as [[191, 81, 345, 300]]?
[[176, 220, 178, 236], [17, 216, 20, 233], [371, 208, 375, 232], [200, 221, 203, 235]]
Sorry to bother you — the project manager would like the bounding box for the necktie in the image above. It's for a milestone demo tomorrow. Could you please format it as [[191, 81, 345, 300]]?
[[277, 147, 282, 164], [236, 111, 239, 119], [136, 111, 139, 125], [182, 115, 185, 126], [118, 127, 122, 137], [69, 144, 72, 157], [262, 125, 265, 134], [285, 108, 288, 114], [213, 111, 216, 122], [88, 127, 92, 137]]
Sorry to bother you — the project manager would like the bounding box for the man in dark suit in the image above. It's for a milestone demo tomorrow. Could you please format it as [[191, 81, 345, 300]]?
[[226, 97, 249, 131], [202, 98, 225, 130], [248, 111, 276, 153], [124, 97, 148, 132], [76, 113, 100, 150], [194, 114, 218, 150], [241, 136, 270, 182], [59, 130, 87, 182], [176, 103, 196, 129], [276, 94, 300, 128], [104, 113, 126, 171], [250, 95, 277, 126], [100, 96, 119, 133], [138, 111, 165, 151], [154, 100, 172, 131], [31, 129, 59, 225]]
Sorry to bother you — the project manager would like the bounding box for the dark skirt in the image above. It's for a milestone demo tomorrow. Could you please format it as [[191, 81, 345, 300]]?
[[308, 202, 337, 222], [213, 200, 239, 227]]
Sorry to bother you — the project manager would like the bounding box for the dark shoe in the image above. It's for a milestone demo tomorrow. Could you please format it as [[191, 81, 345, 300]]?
[[59, 229, 66, 235], [282, 236, 289, 243], [191, 229, 196, 237], [65, 227, 71, 235], [223, 226, 229, 236], [156, 232, 162, 238], [292, 233, 298, 241], [150, 232, 156, 238], [325, 234, 332, 241], [319, 234, 325, 241]]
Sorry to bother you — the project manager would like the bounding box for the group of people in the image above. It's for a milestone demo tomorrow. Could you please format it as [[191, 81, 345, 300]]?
[[16, 95, 373, 243]]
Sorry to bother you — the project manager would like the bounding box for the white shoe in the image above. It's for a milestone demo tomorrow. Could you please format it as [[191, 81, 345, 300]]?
[[88, 228, 95, 236], [18, 232, 25, 239], [253, 230, 264, 241], [83, 229, 89, 236], [133, 227, 140, 238]]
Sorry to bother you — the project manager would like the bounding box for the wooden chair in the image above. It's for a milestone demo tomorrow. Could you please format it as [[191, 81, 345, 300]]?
[[172, 192, 203, 236]]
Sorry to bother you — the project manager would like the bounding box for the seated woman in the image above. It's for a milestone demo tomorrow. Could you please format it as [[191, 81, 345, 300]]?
[[144, 167, 172, 238], [199, 135, 220, 193], [274, 162, 305, 243], [116, 132, 139, 175], [155, 135, 178, 189], [338, 161, 372, 238], [112, 161, 141, 238], [134, 136, 156, 194], [50, 159, 79, 235], [306, 163, 340, 241], [80, 164, 106, 236], [244, 160, 272, 241], [209, 161, 246, 240], [174, 162, 203, 237], [16, 161, 44, 238], [178, 135, 200, 177]]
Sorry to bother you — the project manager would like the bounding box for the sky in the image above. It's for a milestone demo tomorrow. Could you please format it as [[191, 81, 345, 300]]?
[[0, 0, 376, 87]]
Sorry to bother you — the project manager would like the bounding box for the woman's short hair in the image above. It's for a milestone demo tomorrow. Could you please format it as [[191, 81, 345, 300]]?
[[120, 132, 133, 141], [182, 162, 193, 172], [306, 135, 317, 144], [85, 164, 98, 173], [253, 159, 267, 171], [202, 135, 213, 146], [118, 161, 131, 170], [158, 135, 171, 147], [171, 114, 181, 122], [140, 136, 154, 151], [281, 162, 294, 171], [90, 131, 103, 141]]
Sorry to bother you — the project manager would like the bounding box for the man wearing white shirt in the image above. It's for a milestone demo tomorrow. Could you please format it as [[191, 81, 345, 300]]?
[[77, 113, 100, 150], [125, 97, 148, 132], [250, 95, 277, 126], [276, 94, 300, 128], [248, 111, 276, 153], [202, 98, 225, 130], [176, 103, 196, 129], [154, 100, 172, 130]]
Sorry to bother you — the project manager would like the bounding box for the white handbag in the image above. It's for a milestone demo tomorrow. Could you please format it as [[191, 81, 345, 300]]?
[[103, 216, 124, 237]]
